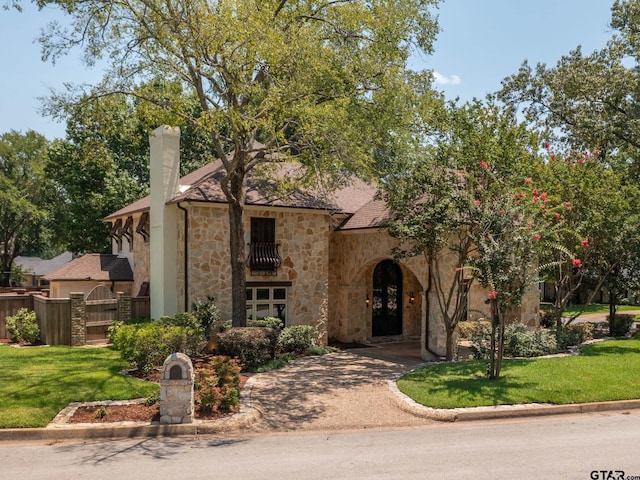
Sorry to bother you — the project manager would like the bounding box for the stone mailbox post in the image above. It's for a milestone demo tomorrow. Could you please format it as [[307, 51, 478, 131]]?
[[159, 352, 194, 424]]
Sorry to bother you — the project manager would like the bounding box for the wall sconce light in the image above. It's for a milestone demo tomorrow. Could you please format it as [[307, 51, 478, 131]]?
[[365, 294, 371, 307], [409, 292, 415, 305]]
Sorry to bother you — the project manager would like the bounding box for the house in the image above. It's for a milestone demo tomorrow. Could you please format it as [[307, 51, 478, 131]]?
[[104, 126, 539, 360], [43, 253, 134, 298], [12, 251, 74, 288]]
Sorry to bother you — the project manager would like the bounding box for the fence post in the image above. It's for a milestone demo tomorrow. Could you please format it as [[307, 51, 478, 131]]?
[[70, 293, 86, 347], [117, 292, 132, 322]]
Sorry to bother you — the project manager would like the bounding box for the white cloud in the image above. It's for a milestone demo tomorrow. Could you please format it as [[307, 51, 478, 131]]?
[[432, 71, 461, 86]]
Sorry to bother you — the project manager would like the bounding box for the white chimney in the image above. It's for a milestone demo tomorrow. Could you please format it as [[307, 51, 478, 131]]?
[[149, 125, 181, 319]]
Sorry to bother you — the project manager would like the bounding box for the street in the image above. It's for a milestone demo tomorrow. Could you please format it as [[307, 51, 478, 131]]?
[[4, 411, 640, 480]]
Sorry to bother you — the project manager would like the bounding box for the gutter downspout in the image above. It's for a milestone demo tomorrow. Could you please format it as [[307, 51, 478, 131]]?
[[177, 202, 189, 312]]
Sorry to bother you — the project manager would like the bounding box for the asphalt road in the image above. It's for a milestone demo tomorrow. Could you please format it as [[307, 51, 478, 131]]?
[[5, 410, 640, 480]]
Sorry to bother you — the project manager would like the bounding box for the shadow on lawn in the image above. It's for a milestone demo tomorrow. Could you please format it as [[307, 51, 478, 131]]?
[[402, 359, 542, 407]]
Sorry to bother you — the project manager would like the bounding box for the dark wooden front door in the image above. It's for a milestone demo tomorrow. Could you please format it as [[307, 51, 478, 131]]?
[[372, 260, 403, 336]]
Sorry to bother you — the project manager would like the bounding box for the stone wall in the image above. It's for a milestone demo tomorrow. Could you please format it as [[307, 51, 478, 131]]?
[[180, 204, 332, 337], [328, 229, 429, 345]]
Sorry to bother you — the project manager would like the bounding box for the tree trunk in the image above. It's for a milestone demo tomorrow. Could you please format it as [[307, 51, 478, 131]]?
[[609, 289, 617, 337], [445, 326, 455, 361], [495, 311, 505, 379], [227, 171, 247, 328], [488, 300, 498, 378]]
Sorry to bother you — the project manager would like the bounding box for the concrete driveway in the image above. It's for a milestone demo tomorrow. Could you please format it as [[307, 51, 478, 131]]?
[[243, 342, 435, 433]]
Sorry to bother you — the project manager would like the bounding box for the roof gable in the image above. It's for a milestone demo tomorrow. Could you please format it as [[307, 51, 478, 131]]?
[[105, 160, 377, 220], [43, 254, 133, 282]]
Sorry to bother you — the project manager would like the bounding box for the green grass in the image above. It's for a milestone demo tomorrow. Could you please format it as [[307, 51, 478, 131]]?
[[398, 335, 640, 409], [0, 345, 158, 428], [557, 303, 640, 317]]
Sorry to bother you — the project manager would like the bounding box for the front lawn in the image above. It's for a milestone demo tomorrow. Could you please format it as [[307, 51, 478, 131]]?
[[397, 335, 640, 409], [0, 345, 158, 428], [552, 303, 640, 317]]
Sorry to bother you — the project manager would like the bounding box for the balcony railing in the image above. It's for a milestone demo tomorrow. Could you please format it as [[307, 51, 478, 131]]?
[[247, 243, 282, 275]]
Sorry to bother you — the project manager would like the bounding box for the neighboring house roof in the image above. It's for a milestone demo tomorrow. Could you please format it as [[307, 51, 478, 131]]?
[[105, 159, 377, 221], [337, 199, 394, 230], [43, 254, 133, 282], [14, 252, 75, 277]]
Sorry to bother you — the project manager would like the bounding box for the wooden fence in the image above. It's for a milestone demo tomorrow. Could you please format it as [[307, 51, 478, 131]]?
[[0, 294, 32, 339], [0, 294, 151, 345]]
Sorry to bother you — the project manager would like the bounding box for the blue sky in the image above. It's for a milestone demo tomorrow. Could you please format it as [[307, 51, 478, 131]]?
[[0, 0, 615, 140]]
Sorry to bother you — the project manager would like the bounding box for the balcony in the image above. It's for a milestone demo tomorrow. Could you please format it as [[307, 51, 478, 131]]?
[[247, 243, 282, 275]]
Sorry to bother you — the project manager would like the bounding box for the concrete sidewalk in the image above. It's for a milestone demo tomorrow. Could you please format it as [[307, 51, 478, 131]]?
[[1, 342, 639, 442]]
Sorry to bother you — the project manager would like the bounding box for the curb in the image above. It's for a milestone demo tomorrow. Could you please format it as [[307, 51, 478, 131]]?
[[387, 378, 640, 422], [0, 375, 260, 443]]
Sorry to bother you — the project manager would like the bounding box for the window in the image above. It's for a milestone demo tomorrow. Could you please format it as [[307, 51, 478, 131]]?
[[247, 217, 282, 275], [246, 285, 288, 324]]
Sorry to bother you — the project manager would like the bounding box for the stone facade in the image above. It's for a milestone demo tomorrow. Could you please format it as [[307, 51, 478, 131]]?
[[115, 202, 540, 360], [170, 203, 333, 337]]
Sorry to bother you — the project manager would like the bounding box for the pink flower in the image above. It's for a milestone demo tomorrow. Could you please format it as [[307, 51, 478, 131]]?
[[533, 234, 541, 241], [581, 239, 589, 247], [488, 291, 498, 300], [555, 213, 561, 219], [563, 202, 572, 211], [475, 199, 481, 205], [578, 158, 584, 165], [480, 160, 488, 169], [500, 209, 506, 214], [533, 196, 539, 203], [540, 192, 547, 200], [544, 142, 550, 150], [572, 258, 582, 269], [524, 177, 533, 185], [593, 150, 600, 156]]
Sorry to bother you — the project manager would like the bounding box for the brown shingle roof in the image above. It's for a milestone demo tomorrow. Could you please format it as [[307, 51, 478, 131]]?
[[105, 160, 377, 220], [337, 199, 394, 230], [43, 254, 133, 282]]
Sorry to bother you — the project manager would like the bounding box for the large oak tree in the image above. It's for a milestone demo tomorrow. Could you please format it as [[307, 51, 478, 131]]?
[[29, 0, 440, 325]]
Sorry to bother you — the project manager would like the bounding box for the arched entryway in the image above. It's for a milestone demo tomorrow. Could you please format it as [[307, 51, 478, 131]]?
[[372, 260, 403, 336]]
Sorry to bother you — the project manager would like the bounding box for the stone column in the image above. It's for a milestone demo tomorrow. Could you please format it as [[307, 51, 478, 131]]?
[[159, 352, 194, 424], [117, 292, 132, 322], [70, 293, 86, 347]]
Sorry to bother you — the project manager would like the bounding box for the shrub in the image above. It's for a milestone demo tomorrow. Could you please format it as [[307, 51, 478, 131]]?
[[503, 324, 557, 358], [217, 327, 277, 371], [470, 323, 557, 359], [192, 296, 222, 340], [539, 309, 556, 328], [305, 345, 333, 356], [109, 315, 205, 373], [195, 355, 241, 412], [458, 320, 492, 340], [277, 325, 316, 354], [6, 308, 40, 344], [250, 316, 284, 331], [607, 314, 635, 337], [555, 323, 594, 350]]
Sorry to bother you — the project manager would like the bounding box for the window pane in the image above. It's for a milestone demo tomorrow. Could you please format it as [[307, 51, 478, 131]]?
[[256, 304, 270, 319], [274, 288, 286, 300], [246, 305, 254, 320], [246, 289, 253, 301], [257, 288, 270, 300]]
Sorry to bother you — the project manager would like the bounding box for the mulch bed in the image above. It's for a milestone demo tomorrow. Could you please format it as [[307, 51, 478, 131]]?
[[68, 353, 248, 424]]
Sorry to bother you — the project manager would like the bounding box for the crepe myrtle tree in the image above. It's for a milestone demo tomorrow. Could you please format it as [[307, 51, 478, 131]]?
[[533, 146, 640, 330], [466, 160, 576, 379], [24, 0, 441, 326], [384, 99, 540, 361]]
